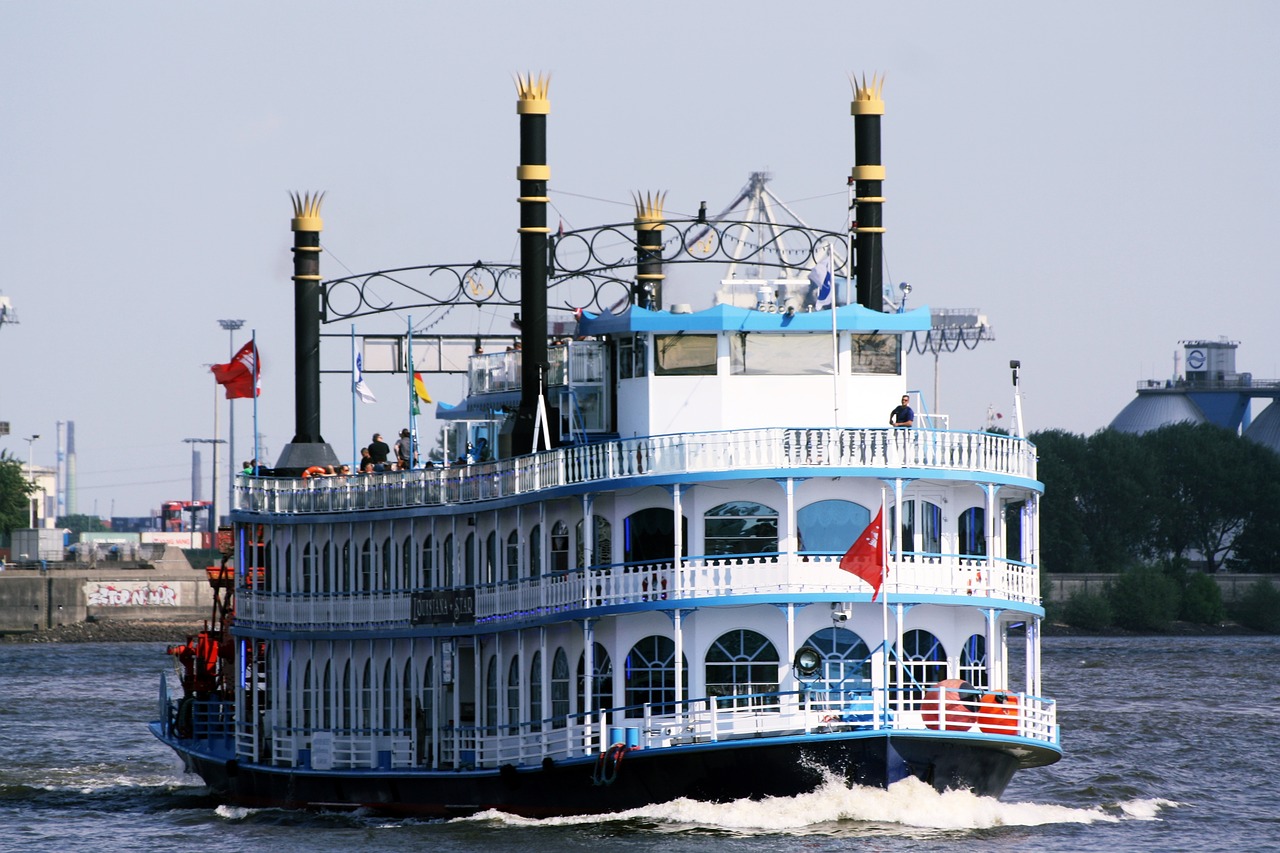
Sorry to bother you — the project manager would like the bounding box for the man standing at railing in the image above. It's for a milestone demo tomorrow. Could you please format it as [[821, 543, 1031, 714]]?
[[889, 395, 914, 428]]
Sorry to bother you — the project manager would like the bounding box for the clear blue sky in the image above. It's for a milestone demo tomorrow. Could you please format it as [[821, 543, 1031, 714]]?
[[2, 1, 1277, 517]]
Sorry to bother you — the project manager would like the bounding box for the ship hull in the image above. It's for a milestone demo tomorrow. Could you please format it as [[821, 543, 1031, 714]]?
[[153, 724, 1043, 817]]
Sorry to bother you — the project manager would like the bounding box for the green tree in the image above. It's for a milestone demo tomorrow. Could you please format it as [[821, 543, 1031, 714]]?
[[1030, 429, 1090, 573], [0, 451, 35, 535], [1109, 564, 1180, 632], [1226, 440, 1280, 573], [1147, 423, 1257, 573], [1079, 429, 1160, 570]]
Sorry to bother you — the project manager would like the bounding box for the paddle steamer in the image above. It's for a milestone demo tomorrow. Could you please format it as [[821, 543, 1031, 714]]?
[[151, 74, 1060, 816]]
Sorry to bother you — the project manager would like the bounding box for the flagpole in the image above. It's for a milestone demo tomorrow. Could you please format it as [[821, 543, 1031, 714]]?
[[351, 324, 358, 471], [407, 314, 416, 469], [830, 243, 839, 426], [251, 329, 260, 475], [880, 485, 890, 727], [212, 376, 220, 531]]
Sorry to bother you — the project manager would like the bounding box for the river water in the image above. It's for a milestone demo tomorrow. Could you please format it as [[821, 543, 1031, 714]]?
[[2, 635, 1278, 852]]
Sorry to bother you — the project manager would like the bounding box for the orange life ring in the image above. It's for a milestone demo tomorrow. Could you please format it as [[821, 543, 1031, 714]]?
[[302, 466, 327, 479], [977, 691, 1019, 735], [921, 679, 978, 731]]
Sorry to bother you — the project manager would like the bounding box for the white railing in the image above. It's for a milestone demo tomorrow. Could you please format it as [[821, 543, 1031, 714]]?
[[234, 553, 1040, 631], [233, 427, 1036, 516], [237, 686, 1058, 773]]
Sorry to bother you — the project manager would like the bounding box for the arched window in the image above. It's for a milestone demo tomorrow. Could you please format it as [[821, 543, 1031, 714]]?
[[706, 629, 780, 709], [529, 651, 543, 732], [892, 629, 947, 708], [797, 500, 872, 553], [506, 530, 520, 581], [421, 657, 434, 729], [321, 541, 332, 593], [960, 633, 988, 689], [624, 507, 688, 563], [624, 635, 688, 718], [485, 531, 498, 584], [382, 659, 394, 730], [530, 524, 542, 576], [361, 660, 373, 730], [284, 661, 293, 729], [283, 543, 293, 593], [382, 536, 394, 590], [402, 536, 414, 589], [799, 626, 872, 710], [1004, 500, 1026, 562], [322, 660, 332, 729], [576, 643, 613, 714], [485, 657, 498, 730], [341, 540, 352, 592], [341, 660, 352, 729], [360, 539, 374, 591], [421, 535, 434, 588], [550, 521, 570, 572], [443, 533, 455, 587], [402, 659, 414, 729], [890, 500, 942, 557], [576, 515, 613, 569], [959, 507, 986, 557], [302, 661, 313, 730], [301, 543, 315, 594], [507, 657, 521, 734], [420, 656, 434, 766], [464, 532, 476, 586], [704, 501, 778, 556], [550, 648, 570, 728]]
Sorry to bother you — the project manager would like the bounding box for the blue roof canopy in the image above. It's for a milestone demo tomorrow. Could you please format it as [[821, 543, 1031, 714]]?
[[576, 302, 932, 335]]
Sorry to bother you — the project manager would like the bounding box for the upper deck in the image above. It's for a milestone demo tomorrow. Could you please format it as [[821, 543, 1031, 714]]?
[[234, 425, 1038, 518]]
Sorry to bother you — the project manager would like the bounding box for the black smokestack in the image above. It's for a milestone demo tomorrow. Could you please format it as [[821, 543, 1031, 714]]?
[[275, 192, 339, 473], [512, 73, 552, 454], [633, 192, 666, 309], [851, 74, 886, 310]]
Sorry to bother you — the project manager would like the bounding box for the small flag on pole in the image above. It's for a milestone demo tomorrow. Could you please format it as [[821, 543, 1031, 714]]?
[[411, 371, 431, 415], [839, 508, 886, 600], [353, 354, 377, 404], [808, 258, 833, 307], [211, 341, 261, 399]]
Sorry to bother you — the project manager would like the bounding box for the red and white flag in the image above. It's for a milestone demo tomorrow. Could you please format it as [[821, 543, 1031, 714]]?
[[839, 508, 886, 600], [211, 340, 261, 399]]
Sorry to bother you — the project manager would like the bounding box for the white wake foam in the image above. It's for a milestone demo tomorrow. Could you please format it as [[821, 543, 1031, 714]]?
[[463, 777, 1174, 834]]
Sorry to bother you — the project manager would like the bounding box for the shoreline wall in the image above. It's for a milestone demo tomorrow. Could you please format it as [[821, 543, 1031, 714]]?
[[0, 547, 215, 634]]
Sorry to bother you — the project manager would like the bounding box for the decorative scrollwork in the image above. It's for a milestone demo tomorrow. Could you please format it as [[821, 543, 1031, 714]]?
[[320, 218, 849, 323]]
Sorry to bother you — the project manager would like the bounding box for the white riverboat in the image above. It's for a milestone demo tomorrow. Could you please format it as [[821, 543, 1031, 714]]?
[[151, 74, 1060, 816]]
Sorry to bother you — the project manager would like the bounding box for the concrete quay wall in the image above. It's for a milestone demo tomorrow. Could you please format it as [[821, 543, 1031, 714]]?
[[0, 549, 215, 635]]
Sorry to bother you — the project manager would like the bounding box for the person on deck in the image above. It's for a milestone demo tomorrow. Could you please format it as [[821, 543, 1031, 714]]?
[[395, 429, 417, 470], [368, 433, 392, 471], [889, 395, 915, 428]]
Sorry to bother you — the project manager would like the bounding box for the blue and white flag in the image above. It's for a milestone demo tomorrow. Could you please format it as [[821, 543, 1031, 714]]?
[[808, 259, 833, 307], [353, 353, 377, 404]]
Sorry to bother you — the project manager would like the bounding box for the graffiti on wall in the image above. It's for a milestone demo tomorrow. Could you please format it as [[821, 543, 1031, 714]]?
[[85, 582, 181, 607]]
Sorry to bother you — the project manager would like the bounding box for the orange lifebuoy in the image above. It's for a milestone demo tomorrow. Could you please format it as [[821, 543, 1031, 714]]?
[[302, 466, 327, 479], [977, 691, 1019, 735], [922, 679, 978, 731]]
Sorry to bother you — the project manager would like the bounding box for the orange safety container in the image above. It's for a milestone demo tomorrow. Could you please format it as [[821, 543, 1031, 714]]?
[[921, 679, 978, 731], [977, 691, 1020, 735]]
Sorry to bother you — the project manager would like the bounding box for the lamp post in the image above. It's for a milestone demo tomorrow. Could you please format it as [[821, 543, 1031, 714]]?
[[24, 434, 39, 528], [218, 319, 245, 522]]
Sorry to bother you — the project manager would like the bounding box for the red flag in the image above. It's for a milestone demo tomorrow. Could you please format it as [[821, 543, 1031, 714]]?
[[211, 340, 260, 399], [839, 508, 886, 600]]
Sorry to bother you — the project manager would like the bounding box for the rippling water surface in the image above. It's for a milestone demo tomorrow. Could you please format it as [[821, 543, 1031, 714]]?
[[3, 636, 1278, 852]]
